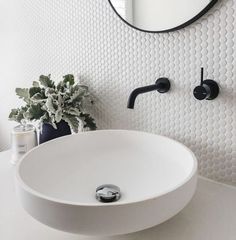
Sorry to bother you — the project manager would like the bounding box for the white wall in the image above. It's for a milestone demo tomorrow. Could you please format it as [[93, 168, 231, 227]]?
[[0, 0, 235, 186], [0, 0, 24, 150]]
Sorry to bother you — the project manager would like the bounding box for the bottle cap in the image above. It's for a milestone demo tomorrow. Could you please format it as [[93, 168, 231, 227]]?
[[12, 124, 35, 134]]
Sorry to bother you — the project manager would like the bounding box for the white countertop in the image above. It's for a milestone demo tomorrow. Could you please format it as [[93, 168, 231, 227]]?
[[0, 150, 236, 240]]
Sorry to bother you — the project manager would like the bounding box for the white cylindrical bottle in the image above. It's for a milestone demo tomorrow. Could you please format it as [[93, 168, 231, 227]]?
[[11, 124, 38, 165]]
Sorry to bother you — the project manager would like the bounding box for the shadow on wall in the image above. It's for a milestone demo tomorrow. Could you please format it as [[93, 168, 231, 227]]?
[[0, 119, 16, 151], [0, 126, 7, 152]]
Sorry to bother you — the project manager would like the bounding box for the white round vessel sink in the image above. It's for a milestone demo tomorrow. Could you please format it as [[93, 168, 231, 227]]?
[[16, 130, 198, 236]]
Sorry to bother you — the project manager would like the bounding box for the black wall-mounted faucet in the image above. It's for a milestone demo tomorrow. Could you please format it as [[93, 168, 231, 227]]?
[[193, 68, 219, 100], [127, 78, 171, 109]]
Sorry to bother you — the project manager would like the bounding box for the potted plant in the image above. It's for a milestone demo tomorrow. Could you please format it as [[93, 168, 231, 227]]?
[[9, 74, 97, 144]]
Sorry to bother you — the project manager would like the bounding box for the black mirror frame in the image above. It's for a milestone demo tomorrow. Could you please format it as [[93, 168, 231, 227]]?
[[108, 0, 218, 33]]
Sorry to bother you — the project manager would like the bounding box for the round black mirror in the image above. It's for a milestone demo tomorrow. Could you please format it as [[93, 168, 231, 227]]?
[[108, 0, 218, 33]]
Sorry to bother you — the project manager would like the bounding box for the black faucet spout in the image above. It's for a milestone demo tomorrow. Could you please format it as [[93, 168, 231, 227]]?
[[127, 78, 170, 109]]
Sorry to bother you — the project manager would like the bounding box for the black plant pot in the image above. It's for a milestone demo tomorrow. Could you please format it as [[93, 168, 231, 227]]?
[[39, 120, 71, 144]]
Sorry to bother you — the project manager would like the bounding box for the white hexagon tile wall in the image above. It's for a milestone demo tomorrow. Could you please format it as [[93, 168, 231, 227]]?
[[4, 0, 236, 185]]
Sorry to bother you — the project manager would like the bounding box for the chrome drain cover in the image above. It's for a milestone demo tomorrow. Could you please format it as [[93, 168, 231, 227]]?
[[96, 184, 121, 203]]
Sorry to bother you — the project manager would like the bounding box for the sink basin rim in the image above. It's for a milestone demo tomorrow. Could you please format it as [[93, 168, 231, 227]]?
[[15, 129, 198, 207]]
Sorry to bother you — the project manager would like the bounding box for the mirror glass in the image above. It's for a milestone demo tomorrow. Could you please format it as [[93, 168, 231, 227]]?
[[108, 0, 217, 32]]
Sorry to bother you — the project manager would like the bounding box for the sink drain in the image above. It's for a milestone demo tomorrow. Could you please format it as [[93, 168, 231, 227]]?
[[96, 184, 121, 203]]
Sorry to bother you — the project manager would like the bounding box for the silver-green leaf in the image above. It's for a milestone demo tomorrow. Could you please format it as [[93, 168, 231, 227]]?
[[15, 88, 30, 103], [63, 114, 79, 133]]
